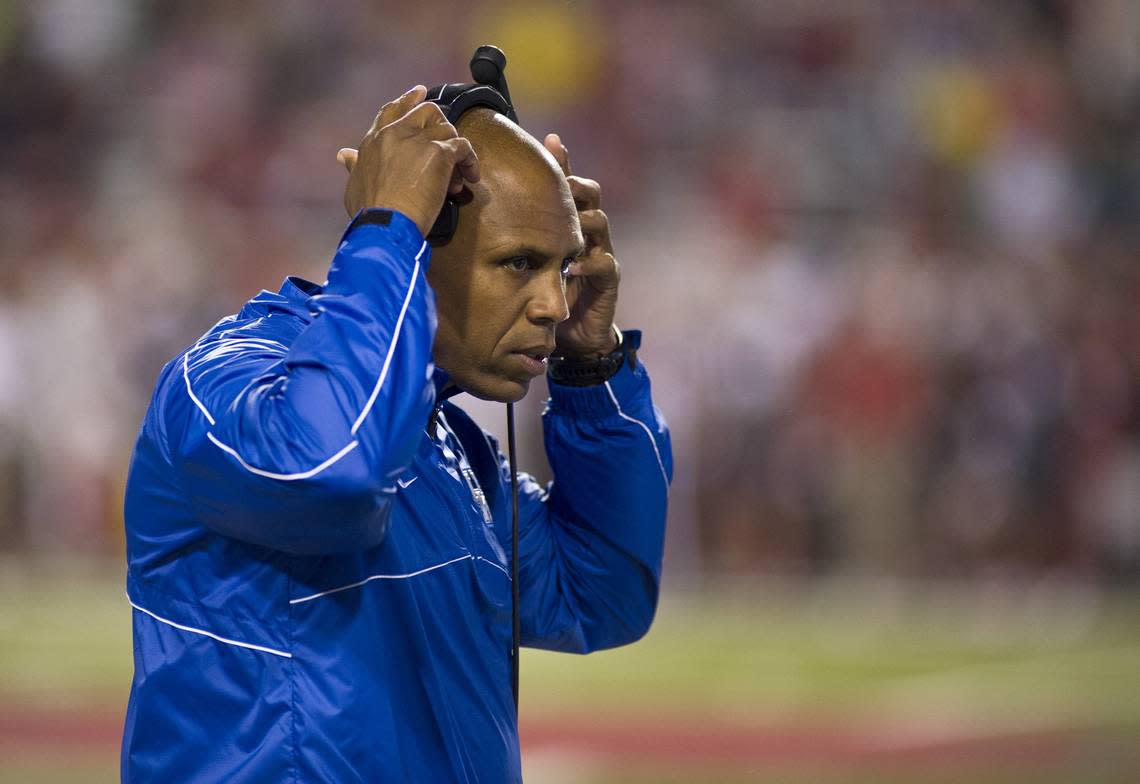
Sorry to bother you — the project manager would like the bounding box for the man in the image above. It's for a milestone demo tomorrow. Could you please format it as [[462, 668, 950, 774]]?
[[121, 85, 671, 782]]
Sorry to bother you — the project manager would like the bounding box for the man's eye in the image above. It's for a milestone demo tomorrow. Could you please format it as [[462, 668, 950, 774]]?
[[504, 256, 531, 272]]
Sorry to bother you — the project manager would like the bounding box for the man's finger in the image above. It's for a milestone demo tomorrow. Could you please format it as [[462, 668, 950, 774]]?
[[568, 176, 600, 210], [371, 84, 427, 132], [436, 136, 480, 185], [405, 100, 449, 129], [578, 208, 610, 238], [337, 148, 358, 173], [544, 133, 572, 176], [420, 116, 460, 141], [566, 248, 619, 283], [447, 169, 462, 195], [578, 209, 613, 255]]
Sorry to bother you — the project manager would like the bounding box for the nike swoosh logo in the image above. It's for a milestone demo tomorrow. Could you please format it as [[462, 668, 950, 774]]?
[[397, 477, 418, 489]]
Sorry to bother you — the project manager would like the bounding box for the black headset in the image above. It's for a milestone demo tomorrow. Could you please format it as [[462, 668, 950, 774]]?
[[424, 45, 517, 247]]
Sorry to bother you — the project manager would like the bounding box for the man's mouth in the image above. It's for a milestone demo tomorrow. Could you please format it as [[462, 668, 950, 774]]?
[[509, 346, 553, 377]]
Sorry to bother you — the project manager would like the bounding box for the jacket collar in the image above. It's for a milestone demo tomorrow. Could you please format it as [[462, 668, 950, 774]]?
[[433, 367, 462, 403]]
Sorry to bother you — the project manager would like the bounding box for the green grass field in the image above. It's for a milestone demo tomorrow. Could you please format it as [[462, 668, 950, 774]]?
[[2, 561, 1138, 782]]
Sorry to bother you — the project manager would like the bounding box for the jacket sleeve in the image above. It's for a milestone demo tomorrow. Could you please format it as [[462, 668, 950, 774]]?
[[514, 330, 672, 653], [165, 210, 436, 555]]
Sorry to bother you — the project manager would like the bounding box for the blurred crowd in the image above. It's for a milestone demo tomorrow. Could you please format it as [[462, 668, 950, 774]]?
[[0, 0, 1137, 583]]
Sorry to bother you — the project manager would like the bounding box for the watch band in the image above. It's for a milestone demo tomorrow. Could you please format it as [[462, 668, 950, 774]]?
[[547, 325, 632, 387]]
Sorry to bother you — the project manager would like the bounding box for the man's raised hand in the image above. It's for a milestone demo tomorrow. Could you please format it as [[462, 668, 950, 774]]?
[[543, 132, 620, 359], [337, 85, 480, 237]]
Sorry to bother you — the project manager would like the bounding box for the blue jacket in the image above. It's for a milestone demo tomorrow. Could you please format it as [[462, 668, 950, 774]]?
[[121, 210, 672, 783]]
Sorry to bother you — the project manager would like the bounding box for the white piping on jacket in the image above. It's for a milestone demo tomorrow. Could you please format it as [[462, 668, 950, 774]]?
[[205, 433, 360, 482], [604, 380, 669, 491], [128, 596, 292, 658], [350, 245, 425, 434], [183, 241, 427, 481], [183, 352, 217, 426], [290, 554, 477, 604], [475, 555, 510, 578]]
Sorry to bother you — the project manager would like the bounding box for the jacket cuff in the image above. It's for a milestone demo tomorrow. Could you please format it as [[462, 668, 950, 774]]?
[[337, 208, 429, 269], [546, 330, 647, 419]]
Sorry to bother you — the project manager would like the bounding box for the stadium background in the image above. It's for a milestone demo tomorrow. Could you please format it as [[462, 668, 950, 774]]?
[[1, 0, 1138, 781]]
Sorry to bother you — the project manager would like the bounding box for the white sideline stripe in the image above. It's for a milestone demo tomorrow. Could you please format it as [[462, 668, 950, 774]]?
[[206, 432, 359, 482], [290, 554, 474, 604], [351, 244, 426, 434], [604, 380, 669, 491], [183, 240, 427, 480], [128, 596, 292, 659]]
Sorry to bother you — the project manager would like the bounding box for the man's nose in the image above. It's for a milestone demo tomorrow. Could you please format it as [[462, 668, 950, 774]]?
[[527, 274, 570, 326]]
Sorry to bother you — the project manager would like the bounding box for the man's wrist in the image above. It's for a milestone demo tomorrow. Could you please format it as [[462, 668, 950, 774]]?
[[344, 208, 427, 241], [554, 324, 621, 362], [346, 208, 395, 232], [548, 325, 628, 387]]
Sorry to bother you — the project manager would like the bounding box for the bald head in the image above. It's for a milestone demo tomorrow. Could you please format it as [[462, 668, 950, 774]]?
[[452, 108, 570, 218], [429, 107, 580, 268]]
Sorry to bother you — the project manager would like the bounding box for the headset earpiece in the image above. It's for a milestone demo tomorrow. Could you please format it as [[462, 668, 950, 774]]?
[[425, 45, 517, 247]]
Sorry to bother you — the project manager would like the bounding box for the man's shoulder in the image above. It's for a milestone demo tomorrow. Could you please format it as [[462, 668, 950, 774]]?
[[148, 283, 314, 416], [171, 281, 318, 373]]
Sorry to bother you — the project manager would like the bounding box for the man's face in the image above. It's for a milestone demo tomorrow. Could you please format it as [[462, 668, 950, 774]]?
[[427, 159, 584, 403]]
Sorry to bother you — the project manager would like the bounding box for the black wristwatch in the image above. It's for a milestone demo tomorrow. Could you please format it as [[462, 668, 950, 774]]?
[[547, 326, 634, 387]]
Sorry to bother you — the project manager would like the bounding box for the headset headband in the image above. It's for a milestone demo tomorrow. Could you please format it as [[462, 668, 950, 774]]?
[[427, 83, 517, 125], [424, 45, 517, 245]]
